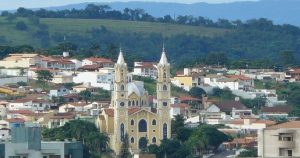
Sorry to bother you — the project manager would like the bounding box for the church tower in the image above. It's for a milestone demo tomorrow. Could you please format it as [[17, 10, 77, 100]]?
[[113, 50, 129, 155], [156, 47, 171, 140]]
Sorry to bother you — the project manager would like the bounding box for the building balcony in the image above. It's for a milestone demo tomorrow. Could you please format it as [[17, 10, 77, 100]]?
[[277, 140, 295, 148]]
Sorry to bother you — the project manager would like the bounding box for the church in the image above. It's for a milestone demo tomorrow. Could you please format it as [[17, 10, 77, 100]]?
[[97, 48, 172, 155]]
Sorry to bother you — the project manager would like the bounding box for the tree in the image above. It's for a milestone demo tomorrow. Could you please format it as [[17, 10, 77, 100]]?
[[280, 51, 297, 67], [189, 87, 206, 98], [120, 134, 131, 158], [15, 21, 28, 31], [171, 115, 185, 136], [36, 70, 53, 82], [238, 148, 257, 157], [42, 120, 109, 157], [138, 137, 148, 152], [79, 90, 92, 103]]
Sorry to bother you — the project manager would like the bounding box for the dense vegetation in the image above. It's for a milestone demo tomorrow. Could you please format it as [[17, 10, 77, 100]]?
[[147, 115, 230, 157], [42, 120, 110, 158], [0, 4, 300, 69]]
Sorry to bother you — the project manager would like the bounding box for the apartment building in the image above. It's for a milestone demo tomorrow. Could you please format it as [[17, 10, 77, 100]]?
[[258, 121, 300, 157]]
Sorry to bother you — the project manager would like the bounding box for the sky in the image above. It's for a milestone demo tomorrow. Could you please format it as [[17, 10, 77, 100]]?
[[0, 0, 259, 10]]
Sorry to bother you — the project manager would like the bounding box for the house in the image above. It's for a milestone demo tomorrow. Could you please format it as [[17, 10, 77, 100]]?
[[172, 72, 204, 91], [199, 111, 230, 125], [0, 128, 10, 141], [72, 83, 99, 94], [84, 101, 110, 116], [41, 56, 75, 70], [8, 97, 53, 111], [2, 126, 83, 158], [203, 75, 254, 91], [0, 118, 25, 129], [62, 93, 82, 102], [133, 62, 158, 78], [0, 101, 8, 119], [73, 68, 114, 90], [7, 110, 46, 122], [210, 99, 250, 116], [82, 57, 114, 68], [223, 136, 257, 150], [77, 64, 102, 72], [49, 85, 71, 97], [258, 121, 300, 157], [170, 103, 189, 118], [48, 112, 76, 128], [0, 53, 42, 68], [260, 106, 291, 119], [226, 118, 276, 134], [286, 68, 300, 82], [59, 102, 87, 113]]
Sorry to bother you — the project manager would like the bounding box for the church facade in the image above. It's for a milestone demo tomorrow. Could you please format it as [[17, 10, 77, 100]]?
[[97, 49, 172, 155]]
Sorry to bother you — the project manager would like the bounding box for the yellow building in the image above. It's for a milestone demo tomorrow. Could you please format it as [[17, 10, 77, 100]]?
[[97, 49, 171, 155], [0, 53, 42, 68]]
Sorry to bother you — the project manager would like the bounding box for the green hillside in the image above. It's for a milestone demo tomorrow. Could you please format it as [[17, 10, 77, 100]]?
[[0, 17, 227, 47]]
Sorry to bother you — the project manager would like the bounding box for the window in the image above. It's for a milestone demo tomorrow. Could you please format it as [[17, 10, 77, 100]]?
[[288, 150, 293, 156], [138, 119, 147, 132], [121, 85, 125, 91], [136, 101, 139, 106], [152, 137, 156, 143], [120, 102, 125, 107], [163, 102, 168, 107], [152, 119, 156, 125], [163, 85, 167, 91], [142, 100, 144, 105], [131, 120, 134, 126], [131, 137, 135, 143], [163, 123, 167, 139], [163, 72, 167, 78], [120, 123, 125, 142], [132, 101, 135, 106], [128, 101, 131, 106]]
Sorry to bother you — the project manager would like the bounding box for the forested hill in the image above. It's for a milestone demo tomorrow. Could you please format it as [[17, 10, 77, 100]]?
[[0, 4, 299, 69]]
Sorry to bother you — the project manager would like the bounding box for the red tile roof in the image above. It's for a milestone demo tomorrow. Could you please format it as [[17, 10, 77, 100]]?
[[214, 101, 247, 112], [226, 75, 252, 81], [85, 57, 113, 63], [135, 62, 157, 68], [8, 110, 34, 115], [104, 108, 114, 117], [78, 64, 102, 70], [288, 68, 300, 74], [5, 118, 25, 123], [171, 103, 189, 108], [180, 96, 201, 102], [261, 106, 291, 113], [128, 108, 141, 115], [267, 121, 300, 129], [50, 112, 76, 119]]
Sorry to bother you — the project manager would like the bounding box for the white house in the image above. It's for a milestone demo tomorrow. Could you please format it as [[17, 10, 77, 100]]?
[[8, 98, 53, 111], [49, 85, 71, 97], [59, 102, 87, 113], [82, 57, 114, 68], [133, 62, 158, 78], [73, 68, 114, 90]]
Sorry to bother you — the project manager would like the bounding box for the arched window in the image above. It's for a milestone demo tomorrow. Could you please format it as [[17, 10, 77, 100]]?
[[163, 102, 168, 107], [163, 123, 167, 139], [142, 100, 144, 106], [163, 72, 167, 78], [120, 123, 125, 141], [139, 137, 148, 150], [152, 137, 156, 143], [136, 100, 139, 106], [121, 85, 125, 91], [152, 119, 156, 125], [120, 102, 125, 107], [131, 120, 134, 126], [128, 101, 131, 106], [131, 137, 134, 143], [132, 101, 135, 106], [163, 85, 167, 91], [138, 119, 147, 132]]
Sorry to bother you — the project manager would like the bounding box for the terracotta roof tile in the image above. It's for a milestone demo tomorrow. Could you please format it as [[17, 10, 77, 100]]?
[[85, 57, 113, 63], [267, 121, 300, 129], [8, 110, 34, 115], [5, 118, 25, 123], [214, 101, 247, 112], [261, 106, 291, 113]]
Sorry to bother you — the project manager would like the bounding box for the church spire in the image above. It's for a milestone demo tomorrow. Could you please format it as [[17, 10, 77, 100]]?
[[117, 49, 125, 64], [159, 47, 168, 65]]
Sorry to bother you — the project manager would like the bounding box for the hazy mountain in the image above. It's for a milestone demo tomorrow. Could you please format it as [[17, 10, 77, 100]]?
[[6, 0, 300, 26]]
